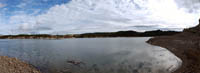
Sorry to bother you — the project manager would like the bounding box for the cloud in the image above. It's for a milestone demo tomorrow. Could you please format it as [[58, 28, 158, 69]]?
[[0, 3, 6, 8], [175, 0, 200, 13], [4, 0, 200, 34], [17, 3, 27, 8], [16, 0, 34, 9]]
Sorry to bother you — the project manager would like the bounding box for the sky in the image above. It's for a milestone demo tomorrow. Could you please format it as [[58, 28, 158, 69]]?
[[0, 0, 200, 35]]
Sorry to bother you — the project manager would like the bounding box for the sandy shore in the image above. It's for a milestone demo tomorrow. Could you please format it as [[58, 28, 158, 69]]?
[[0, 56, 41, 73]]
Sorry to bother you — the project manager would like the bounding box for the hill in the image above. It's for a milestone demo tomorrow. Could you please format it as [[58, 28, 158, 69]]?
[[0, 30, 180, 39], [147, 19, 200, 73]]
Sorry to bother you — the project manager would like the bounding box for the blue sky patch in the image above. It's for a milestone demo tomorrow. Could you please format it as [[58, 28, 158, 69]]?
[[0, 0, 71, 16]]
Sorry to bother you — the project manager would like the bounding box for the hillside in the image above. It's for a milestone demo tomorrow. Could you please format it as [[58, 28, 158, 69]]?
[[0, 30, 180, 39], [147, 19, 200, 73]]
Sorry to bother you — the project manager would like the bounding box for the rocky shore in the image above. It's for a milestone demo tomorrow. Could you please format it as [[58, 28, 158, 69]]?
[[147, 20, 200, 73], [0, 56, 41, 73]]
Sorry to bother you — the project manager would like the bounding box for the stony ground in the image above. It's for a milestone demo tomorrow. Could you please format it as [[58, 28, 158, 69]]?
[[0, 56, 41, 73], [147, 20, 200, 73]]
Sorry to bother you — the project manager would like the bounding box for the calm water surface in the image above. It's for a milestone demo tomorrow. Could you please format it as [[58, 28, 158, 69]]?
[[0, 37, 182, 73]]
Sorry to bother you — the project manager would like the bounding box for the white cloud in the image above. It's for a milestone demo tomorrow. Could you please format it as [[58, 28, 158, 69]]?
[[6, 0, 200, 34], [17, 3, 27, 8]]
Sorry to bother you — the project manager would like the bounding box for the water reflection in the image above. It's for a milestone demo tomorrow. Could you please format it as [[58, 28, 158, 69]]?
[[0, 38, 182, 73]]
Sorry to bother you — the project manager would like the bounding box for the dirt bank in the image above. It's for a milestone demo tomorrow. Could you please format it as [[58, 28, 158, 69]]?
[[147, 20, 200, 73], [0, 56, 41, 73]]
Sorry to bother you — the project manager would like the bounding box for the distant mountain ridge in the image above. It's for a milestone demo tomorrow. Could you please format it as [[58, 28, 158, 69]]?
[[0, 30, 180, 39], [77, 30, 180, 38]]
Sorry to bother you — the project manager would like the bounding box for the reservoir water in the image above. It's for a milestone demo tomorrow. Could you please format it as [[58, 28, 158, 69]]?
[[0, 37, 182, 73]]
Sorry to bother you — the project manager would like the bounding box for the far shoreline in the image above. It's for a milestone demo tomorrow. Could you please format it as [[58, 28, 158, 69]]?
[[0, 30, 180, 39]]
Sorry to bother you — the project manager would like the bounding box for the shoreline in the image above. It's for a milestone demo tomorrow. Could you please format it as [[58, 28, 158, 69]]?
[[146, 19, 200, 73], [0, 56, 41, 73], [147, 33, 200, 73], [0, 30, 179, 39]]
